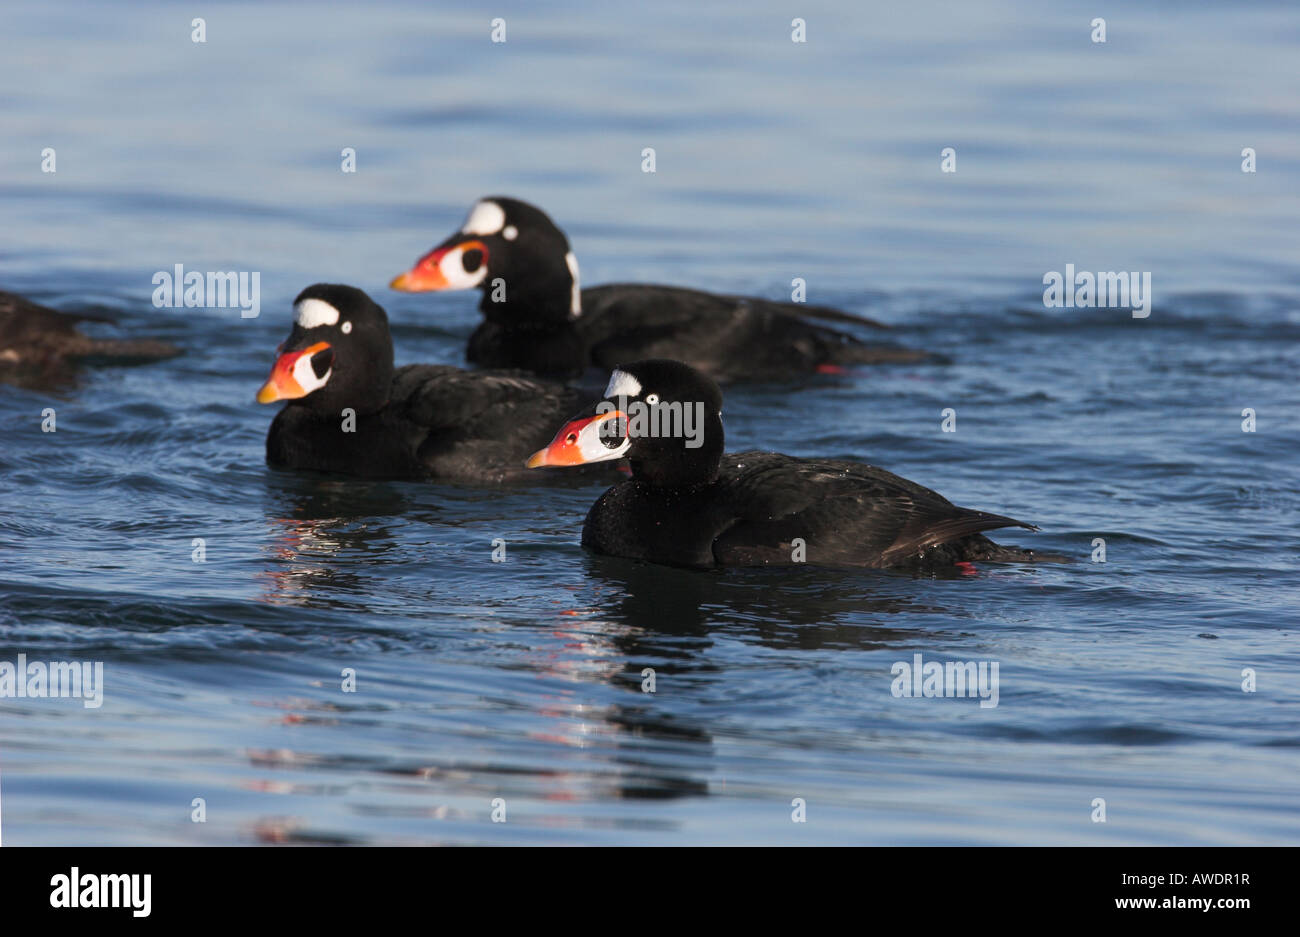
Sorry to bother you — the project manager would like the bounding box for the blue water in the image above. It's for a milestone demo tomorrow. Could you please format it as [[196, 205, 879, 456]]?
[[1, 0, 1297, 845]]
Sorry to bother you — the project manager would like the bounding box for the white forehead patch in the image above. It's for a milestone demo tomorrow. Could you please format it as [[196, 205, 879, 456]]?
[[604, 369, 642, 398], [295, 298, 340, 329], [565, 251, 581, 317], [462, 200, 506, 236]]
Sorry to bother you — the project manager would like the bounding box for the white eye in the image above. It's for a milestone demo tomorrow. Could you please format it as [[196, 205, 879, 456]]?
[[645, 393, 659, 405], [503, 225, 518, 241], [341, 321, 353, 334]]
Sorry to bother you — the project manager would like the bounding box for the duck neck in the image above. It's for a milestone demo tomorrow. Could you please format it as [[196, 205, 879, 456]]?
[[295, 356, 393, 419], [629, 414, 725, 488], [477, 269, 577, 327], [472, 280, 586, 378]]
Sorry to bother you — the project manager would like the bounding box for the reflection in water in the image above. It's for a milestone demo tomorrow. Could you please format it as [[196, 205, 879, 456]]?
[[240, 474, 1006, 832], [1, 362, 84, 393], [467, 556, 960, 810], [579, 553, 937, 654], [256, 475, 413, 607], [501, 556, 976, 807]]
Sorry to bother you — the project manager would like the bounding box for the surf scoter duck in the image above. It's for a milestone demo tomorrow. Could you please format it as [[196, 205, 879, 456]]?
[[0, 289, 178, 388], [526, 359, 1042, 569], [256, 283, 611, 483], [389, 197, 929, 382]]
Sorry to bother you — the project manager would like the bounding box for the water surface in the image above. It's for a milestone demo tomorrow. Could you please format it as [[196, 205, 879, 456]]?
[[0, 0, 1297, 845]]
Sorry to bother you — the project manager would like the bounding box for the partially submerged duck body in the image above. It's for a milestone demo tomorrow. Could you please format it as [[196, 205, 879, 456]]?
[[528, 359, 1045, 570], [0, 290, 177, 388], [258, 283, 615, 484]]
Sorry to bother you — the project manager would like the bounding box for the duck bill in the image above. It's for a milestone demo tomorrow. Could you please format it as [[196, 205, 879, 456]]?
[[526, 411, 628, 468], [390, 237, 488, 292], [256, 341, 331, 403], [390, 248, 451, 291]]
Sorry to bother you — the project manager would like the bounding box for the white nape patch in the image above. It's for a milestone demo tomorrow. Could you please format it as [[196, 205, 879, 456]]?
[[503, 225, 518, 241], [565, 251, 582, 317], [604, 368, 642, 399], [461, 200, 506, 236], [295, 298, 341, 330], [292, 349, 331, 395]]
